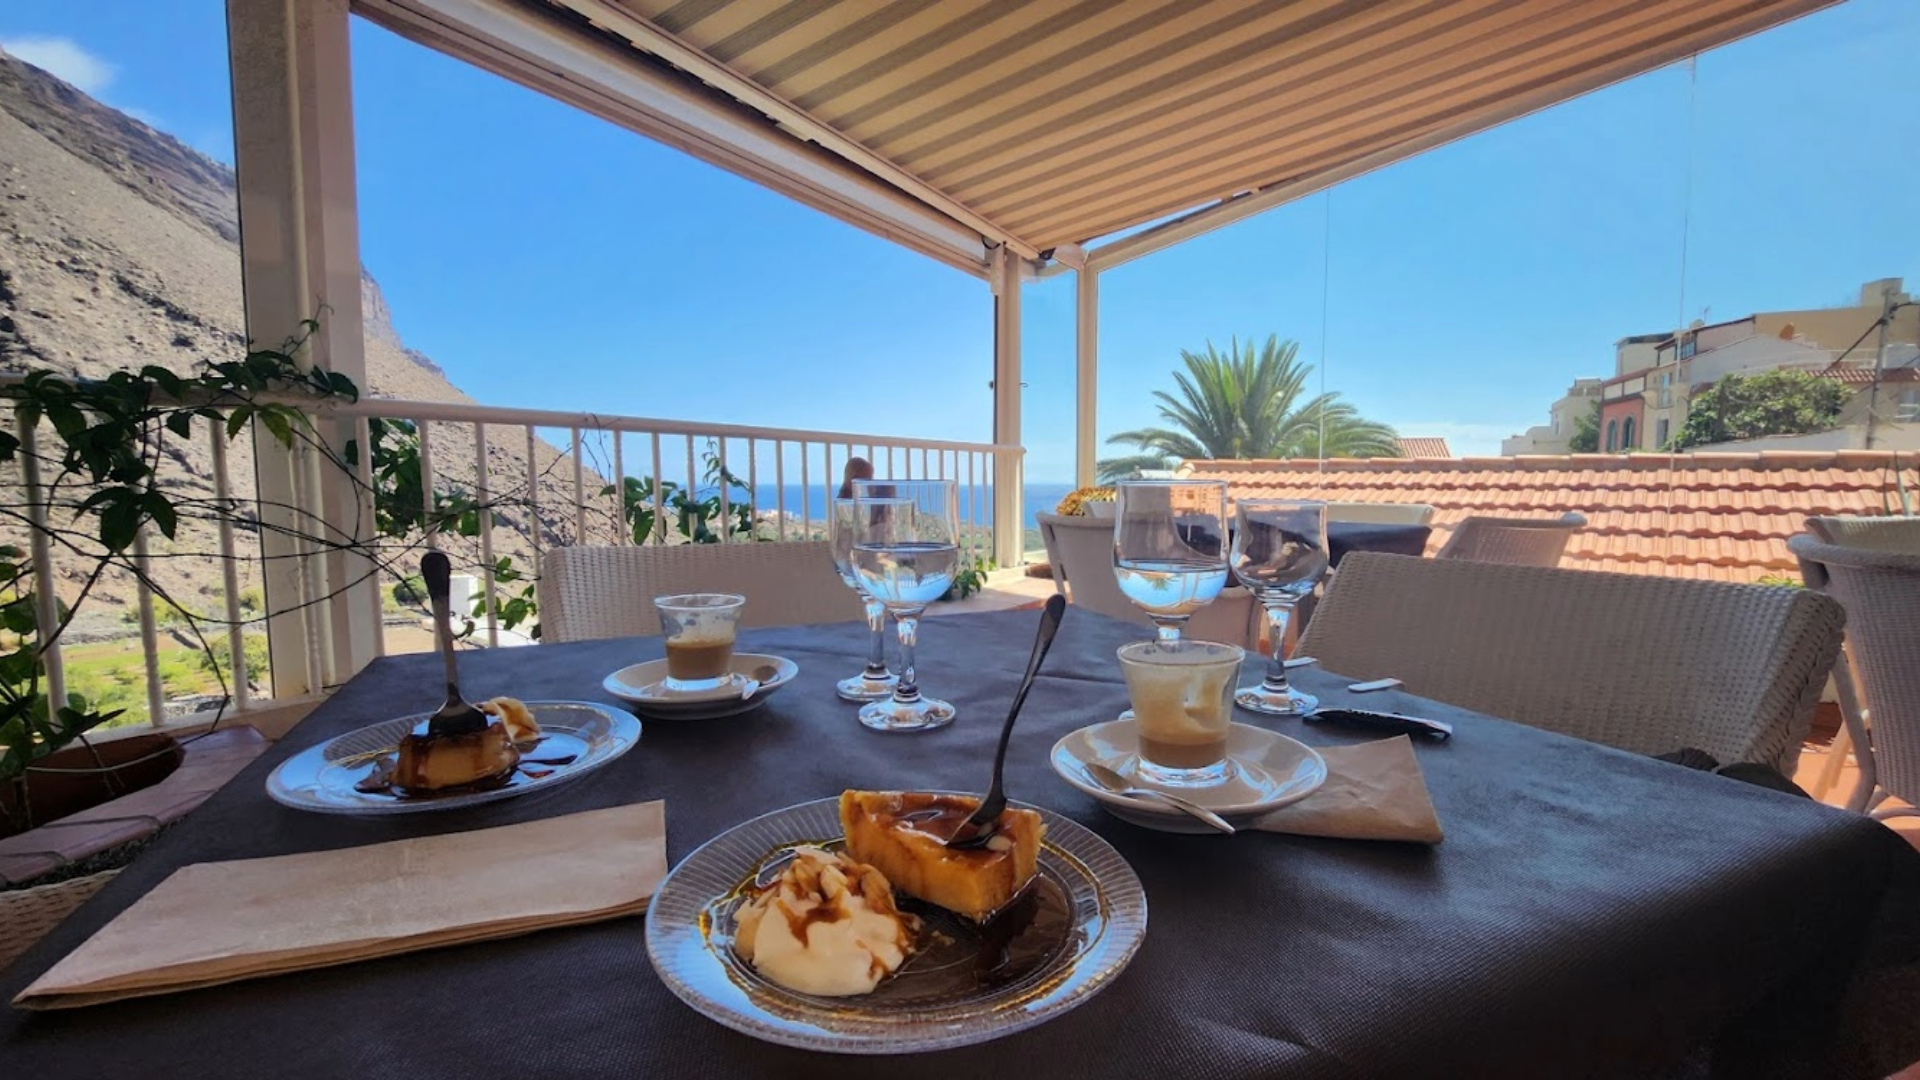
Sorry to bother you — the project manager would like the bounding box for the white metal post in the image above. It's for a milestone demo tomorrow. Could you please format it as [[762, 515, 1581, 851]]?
[[990, 247, 1025, 567], [1075, 268, 1099, 489], [229, 0, 380, 694]]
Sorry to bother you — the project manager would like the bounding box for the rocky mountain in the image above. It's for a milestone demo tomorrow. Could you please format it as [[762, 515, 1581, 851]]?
[[0, 48, 608, 634]]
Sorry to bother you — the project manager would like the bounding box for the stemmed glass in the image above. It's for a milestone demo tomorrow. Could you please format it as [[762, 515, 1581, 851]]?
[[849, 479, 959, 732], [829, 499, 898, 702], [1112, 479, 1230, 642], [1229, 499, 1329, 715]]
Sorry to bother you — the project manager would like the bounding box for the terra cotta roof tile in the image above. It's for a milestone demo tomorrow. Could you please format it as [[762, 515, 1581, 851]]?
[[1183, 451, 1920, 583]]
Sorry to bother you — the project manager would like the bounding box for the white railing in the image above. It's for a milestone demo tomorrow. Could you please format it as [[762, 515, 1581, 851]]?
[[4, 393, 1022, 732]]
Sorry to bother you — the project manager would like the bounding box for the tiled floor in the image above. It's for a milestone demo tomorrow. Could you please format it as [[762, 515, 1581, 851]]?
[[1793, 740, 1920, 851]]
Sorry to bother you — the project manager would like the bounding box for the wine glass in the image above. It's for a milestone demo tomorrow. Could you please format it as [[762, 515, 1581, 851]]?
[[830, 499, 898, 702], [849, 479, 959, 732], [1113, 479, 1230, 642], [1229, 499, 1329, 715]]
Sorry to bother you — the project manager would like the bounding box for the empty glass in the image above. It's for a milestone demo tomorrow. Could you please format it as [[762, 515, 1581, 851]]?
[[1113, 479, 1230, 642], [848, 479, 959, 732], [1229, 499, 1329, 715], [830, 498, 898, 702]]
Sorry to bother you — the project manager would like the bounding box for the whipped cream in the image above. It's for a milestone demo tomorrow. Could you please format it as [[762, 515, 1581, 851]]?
[[734, 846, 918, 996]]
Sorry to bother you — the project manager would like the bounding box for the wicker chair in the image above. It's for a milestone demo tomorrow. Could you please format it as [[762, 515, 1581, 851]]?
[[1805, 514, 1920, 553], [1436, 512, 1587, 567], [1798, 517, 1920, 802], [1297, 553, 1845, 774], [0, 869, 119, 973], [538, 542, 863, 643], [1035, 513, 1261, 650], [1323, 502, 1436, 526], [1790, 536, 1920, 818]]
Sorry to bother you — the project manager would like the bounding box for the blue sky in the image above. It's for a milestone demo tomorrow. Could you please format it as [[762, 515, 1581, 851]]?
[[5, 1, 1917, 479]]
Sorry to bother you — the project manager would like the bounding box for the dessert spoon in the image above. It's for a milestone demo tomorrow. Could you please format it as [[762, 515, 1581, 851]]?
[[1083, 762, 1237, 835], [946, 593, 1066, 850], [422, 551, 489, 736]]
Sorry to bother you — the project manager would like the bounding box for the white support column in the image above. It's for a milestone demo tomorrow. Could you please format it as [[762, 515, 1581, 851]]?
[[1075, 268, 1099, 489], [990, 247, 1024, 567], [229, 0, 380, 695]]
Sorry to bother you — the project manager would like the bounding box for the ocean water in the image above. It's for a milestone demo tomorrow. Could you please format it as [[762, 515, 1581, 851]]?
[[736, 482, 1078, 530]]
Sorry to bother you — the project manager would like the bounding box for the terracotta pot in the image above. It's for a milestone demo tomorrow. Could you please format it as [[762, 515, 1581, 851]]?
[[0, 733, 183, 837]]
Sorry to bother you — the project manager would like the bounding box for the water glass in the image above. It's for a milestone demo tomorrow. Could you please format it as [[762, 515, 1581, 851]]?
[[1229, 499, 1329, 714], [849, 479, 959, 732], [830, 498, 898, 702], [1113, 479, 1230, 642]]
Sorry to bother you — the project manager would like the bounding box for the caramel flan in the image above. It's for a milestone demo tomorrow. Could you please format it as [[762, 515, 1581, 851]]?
[[838, 791, 1044, 921], [391, 718, 519, 794]]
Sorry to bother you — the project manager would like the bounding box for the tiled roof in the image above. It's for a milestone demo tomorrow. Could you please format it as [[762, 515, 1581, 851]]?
[[1818, 366, 1920, 386], [1183, 451, 1920, 583], [1396, 437, 1453, 458]]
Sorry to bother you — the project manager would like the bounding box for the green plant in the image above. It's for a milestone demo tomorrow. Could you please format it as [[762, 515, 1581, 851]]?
[[944, 554, 995, 602], [198, 633, 271, 687], [602, 439, 757, 544], [1569, 400, 1601, 453], [471, 556, 539, 639], [0, 326, 355, 809], [1098, 335, 1399, 481], [1669, 370, 1849, 450], [1754, 573, 1802, 588]]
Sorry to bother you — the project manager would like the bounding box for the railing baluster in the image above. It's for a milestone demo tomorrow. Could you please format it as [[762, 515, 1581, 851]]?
[[799, 440, 811, 538], [209, 426, 249, 710], [774, 438, 787, 541], [887, 445, 896, 478], [475, 422, 498, 647], [353, 415, 383, 661], [416, 418, 437, 550], [746, 437, 757, 540], [718, 437, 731, 543], [132, 527, 165, 726], [17, 412, 68, 711], [291, 438, 327, 693], [922, 448, 929, 479], [612, 430, 627, 545], [685, 434, 697, 521], [650, 431, 665, 544], [571, 426, 585, 544]]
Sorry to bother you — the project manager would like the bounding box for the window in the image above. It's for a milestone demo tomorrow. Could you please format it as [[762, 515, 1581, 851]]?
[[1655, 418, 1670, 448], [1622, 417, 1636, 449], [1896, 389, 1920, 423], [1679, 337, 1697, 360], [1606, 419, 1619, 452]]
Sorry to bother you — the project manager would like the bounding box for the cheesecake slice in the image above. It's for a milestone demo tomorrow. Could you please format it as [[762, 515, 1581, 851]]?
[[838, 790, 1044, 921], [391, 718, 519, 795]]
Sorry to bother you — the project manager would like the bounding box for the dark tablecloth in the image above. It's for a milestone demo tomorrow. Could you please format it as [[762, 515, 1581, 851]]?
[[5, 609, 1918, 1079], [1327, 521, 1431, 565]]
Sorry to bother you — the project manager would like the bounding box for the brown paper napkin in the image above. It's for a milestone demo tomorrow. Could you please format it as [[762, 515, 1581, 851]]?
[[1252, 736, 1443, 843], [15, 801, 667, 1010]]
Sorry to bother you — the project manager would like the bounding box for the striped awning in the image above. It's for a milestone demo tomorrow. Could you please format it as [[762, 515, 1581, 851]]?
[[360, 0, 1836, 272]]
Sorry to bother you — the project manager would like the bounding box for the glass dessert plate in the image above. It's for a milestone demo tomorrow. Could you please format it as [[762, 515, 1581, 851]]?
[[266, 701, 639, 815], [646, 795, 1148, 1054]]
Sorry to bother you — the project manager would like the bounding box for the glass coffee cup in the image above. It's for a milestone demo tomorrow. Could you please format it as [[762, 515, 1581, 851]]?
[[654, 593, 745, 692], [1117, 639, 1245, 786]]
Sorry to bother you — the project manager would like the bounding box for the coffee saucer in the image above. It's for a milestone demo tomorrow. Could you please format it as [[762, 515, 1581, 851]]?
[[603, 653, 798, 720], [1050, 720, 1328, 834]]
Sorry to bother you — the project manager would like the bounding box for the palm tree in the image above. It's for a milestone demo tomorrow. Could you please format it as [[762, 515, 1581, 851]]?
[[1096, 335, 1400, 481]]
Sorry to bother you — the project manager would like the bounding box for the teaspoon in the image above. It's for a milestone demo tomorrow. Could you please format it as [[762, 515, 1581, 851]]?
[[1084, 761, 1237, 835]]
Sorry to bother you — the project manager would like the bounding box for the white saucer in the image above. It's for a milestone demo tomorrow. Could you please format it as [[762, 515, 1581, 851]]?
[[1050, 719, 1328, 834], [603, 653, 798, 720]]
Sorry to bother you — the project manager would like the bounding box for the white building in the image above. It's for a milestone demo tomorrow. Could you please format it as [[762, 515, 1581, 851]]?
[[1502, 377, 1603, 455]]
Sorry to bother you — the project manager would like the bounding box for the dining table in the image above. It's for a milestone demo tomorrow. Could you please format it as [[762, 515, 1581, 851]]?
[[4, 607, 1918, 1079]]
